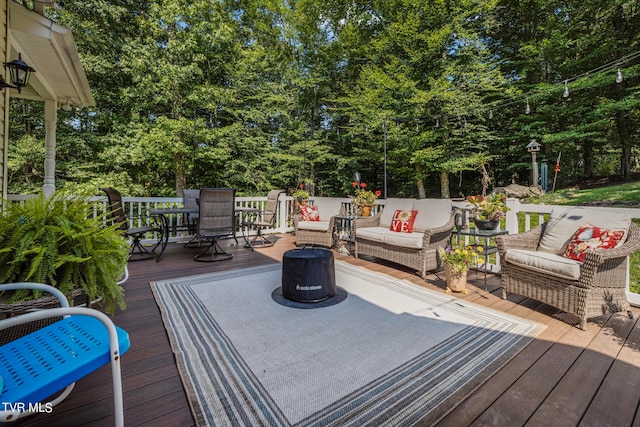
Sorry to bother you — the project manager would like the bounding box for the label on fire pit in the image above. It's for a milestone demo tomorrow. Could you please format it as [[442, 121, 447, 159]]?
[[296, 284, 323, 291]]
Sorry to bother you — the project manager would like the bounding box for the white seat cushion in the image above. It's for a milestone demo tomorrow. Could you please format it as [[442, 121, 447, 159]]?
[[412, 199, 452, 232], [379, 199, 416, 228], [538, 207, 630, 255], [356, 226, 424, 249], [505, 249, 582, 280], [384, 230, 424, 249], [356, 227, 386, 242], [298, 221, 331, 232]]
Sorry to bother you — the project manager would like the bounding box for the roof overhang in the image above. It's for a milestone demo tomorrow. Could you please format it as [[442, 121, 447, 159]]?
[[8, 1, 94, 108]]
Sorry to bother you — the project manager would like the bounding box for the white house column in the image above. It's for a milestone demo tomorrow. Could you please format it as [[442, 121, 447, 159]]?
[[43, 98, 57, 197]]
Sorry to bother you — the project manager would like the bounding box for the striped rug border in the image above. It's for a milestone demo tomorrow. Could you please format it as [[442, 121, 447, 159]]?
[[151, 261, 544, 426]]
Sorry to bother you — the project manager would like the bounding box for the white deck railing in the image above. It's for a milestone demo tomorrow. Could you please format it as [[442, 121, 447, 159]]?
[[7, 194, 640, 305]]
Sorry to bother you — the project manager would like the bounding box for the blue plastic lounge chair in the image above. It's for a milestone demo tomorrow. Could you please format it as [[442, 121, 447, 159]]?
[[0, 283, 130, 426]]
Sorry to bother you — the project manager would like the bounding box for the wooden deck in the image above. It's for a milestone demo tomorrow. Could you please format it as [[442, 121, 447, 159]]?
[[17, 233, 640, 426]]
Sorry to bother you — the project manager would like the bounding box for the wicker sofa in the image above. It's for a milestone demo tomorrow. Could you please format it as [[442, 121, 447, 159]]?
[[496, 207, 640, 330], [353, 198, 456, 279], [293, 197, 345, 247]]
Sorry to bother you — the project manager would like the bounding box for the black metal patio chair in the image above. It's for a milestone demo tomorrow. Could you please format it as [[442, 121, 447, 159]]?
[[241, 189, 284, 250], [101, 187, 164, 261], [193, 188, 237, 262]]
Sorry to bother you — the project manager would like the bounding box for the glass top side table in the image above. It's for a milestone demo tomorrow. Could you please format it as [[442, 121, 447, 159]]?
[[334, 215, 362, 254], [455, 228, 508, 290]]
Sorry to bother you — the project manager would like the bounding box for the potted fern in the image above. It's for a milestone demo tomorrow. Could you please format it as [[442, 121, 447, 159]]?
[[0, 187, 129, 314]]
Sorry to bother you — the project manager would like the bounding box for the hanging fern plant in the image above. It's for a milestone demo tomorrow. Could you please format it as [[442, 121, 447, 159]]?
[[0, 187, 129, 314]]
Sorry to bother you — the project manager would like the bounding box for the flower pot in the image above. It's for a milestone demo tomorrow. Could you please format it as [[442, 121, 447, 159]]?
[[361, 205, 372, 217], [474, 219, 500, 230], [444, 263, 468, 294]]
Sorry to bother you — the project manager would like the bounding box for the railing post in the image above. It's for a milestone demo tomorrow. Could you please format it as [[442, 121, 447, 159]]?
[[505, 198, 520, 235], [278, 194, 288, 233]]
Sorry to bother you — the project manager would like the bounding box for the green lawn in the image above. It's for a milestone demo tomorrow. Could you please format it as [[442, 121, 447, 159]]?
[[524, 181, 640, 293]]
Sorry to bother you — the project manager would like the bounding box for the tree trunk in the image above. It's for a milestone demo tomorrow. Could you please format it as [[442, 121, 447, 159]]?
[[617, 111, 632, 179], [582, 140, 594, 179], [440, 171, 450, 199], [175, 154, 187, 197], [415, 163, 426, 198]]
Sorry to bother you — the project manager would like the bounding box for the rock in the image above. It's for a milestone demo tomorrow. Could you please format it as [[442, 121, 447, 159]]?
[[492, 184, 544, 199]]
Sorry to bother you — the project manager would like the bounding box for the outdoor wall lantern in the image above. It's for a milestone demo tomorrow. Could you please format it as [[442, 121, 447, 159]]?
[[526, 139, 542, 185], [3, 53, 35, 93]]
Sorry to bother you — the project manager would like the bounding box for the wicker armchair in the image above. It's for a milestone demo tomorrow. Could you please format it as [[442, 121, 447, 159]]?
[[293, 197, 345, 247], [496, 209, 640, 330]]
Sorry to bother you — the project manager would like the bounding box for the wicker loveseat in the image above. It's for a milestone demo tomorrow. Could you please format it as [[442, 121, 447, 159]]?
[[496, 207, 640, 330], [353, 198, 455, 279]]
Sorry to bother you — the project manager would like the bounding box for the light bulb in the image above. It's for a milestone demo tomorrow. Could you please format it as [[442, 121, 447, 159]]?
[[563, 81, 569, 98], [616, 67, 623, 83], [525, 98, 530, 114]]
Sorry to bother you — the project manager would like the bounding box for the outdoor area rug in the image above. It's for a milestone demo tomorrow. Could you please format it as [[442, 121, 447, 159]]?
[[150, 261, 544, 426]]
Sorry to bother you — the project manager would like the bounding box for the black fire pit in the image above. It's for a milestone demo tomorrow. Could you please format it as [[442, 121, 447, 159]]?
[[282, 248, 336, 302], [272, 248, 347, 309]]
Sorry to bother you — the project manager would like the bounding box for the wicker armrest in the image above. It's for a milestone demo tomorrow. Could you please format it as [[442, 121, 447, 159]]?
[[422, 210, 456, 249], [353, 211, 381, 230], [579, 222, 640, 282], [293, 213, 302, 229], [495, 225, 544, 257]]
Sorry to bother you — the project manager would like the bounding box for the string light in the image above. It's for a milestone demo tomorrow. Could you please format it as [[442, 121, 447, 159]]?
[[377, 50, 639, 129], [486, 49, 640, 113]]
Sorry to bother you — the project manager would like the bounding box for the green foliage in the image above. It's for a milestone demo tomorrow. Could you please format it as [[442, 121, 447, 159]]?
[[4, 0, 638, 200], [0, 188, 128, 314]]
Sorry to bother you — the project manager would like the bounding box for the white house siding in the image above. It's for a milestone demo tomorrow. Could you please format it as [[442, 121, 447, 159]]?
[[0, 1, 6, 202]]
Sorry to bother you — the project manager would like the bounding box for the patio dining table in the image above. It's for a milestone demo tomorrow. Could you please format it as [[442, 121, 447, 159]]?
[[149, 205, 261, 260], [148, 207, 199, 260]]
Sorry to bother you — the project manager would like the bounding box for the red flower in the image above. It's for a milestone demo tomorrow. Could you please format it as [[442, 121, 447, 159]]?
[[360, 183, 367, 188], [375, 190, 381, 197], [352, 181, 358, 188], [299, 183, 304, 189]]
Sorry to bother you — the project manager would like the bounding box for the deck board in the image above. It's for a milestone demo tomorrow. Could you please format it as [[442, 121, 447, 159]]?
[[583, 317, 640, 426], [12, 233, 640, 426]]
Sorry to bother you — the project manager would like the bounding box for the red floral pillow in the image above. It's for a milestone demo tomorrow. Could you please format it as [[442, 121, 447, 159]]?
[[389, 210, 419, 233], [562, 224, 625, 262], [300, 205, 320, 221]]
